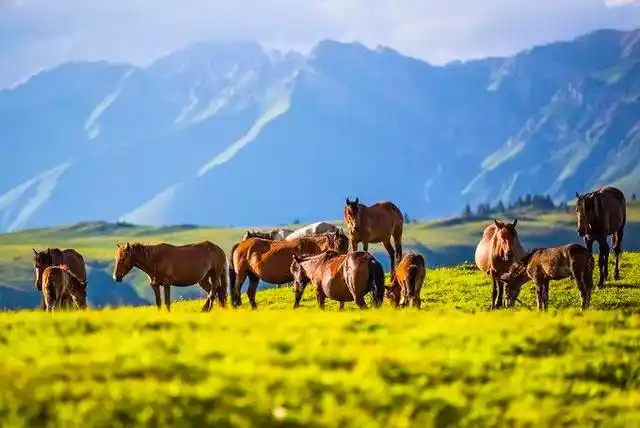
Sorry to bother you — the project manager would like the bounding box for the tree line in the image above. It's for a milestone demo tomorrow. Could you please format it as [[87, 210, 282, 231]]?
[[461, 194, 567, 219]]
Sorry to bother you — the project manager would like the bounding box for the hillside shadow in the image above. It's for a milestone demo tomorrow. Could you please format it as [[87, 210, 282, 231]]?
[[0, 285, 40, 310], [86, 264, 149, 308]]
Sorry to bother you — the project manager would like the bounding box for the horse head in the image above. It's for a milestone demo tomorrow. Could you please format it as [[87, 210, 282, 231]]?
[[575, 191, 605, 237], [493, 218, 520, 262], [290, 254, 311, 308], [32, 248, 53, 290], [113, 242, 137, 282], [326, 229, 349, 254]]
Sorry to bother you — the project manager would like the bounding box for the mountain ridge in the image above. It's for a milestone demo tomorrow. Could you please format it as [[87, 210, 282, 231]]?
[[0, 28, 639, 231]]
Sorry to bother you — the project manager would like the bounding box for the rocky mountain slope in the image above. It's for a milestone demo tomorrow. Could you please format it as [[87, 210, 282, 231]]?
[[0, 29, 638, 231]]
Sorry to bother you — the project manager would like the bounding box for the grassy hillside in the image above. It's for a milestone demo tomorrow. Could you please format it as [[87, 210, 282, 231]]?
[[2, 202, 640, 309], [1, 253, 639, 427]]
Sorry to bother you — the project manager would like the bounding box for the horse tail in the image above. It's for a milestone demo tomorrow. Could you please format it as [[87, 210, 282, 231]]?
[[368, 257, 385, 307], [228, 243, 241, 304]]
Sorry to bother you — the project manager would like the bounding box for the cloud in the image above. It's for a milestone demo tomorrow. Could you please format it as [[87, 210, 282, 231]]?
[[1, 0, 639, 87]]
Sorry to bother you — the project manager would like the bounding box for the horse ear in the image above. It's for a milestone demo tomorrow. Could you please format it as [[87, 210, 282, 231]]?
[[511, 218, 518, 228], [32, 248, 38, 256], [354, 197, 359, 205], [575, 192, 581, 199], [345, 198, 350, 205], [494, 219, 501, 228], [124, 242, 131, 250]]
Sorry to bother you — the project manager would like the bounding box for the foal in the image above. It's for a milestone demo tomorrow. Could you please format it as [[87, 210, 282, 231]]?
[[41, 265, 88, 311], [386, 253, 426, 308], [500, 244, 595, 311]]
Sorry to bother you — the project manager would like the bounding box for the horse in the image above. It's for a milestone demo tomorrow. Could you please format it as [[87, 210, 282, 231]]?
[[242, 228, 293, 241], [474, 219, 525, 309], [500, 244, 595, 311], [385, 253, 426, 308], [575, 186, 626, 288], [41, 264, 88, 311], [112, 241, 227, 312], [343, 198, 404, 271], [290, 250, 385, 310], [229, 231, 349, 309], [284, 222, 340, 241], [33, 248, 87, 310]]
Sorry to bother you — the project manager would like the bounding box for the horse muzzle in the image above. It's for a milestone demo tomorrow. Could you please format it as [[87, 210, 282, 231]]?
[[113, 275, 122, 283]]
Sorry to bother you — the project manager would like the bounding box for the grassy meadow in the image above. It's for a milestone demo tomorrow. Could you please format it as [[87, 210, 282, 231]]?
[[1, 250, 640, 427]]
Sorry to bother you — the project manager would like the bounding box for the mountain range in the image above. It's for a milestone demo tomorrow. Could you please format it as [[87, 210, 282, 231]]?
[[0, 28, 639, 231]]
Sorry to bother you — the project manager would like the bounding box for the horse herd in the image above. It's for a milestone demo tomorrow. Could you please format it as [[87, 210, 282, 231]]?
[[31, 186, 627, 313]]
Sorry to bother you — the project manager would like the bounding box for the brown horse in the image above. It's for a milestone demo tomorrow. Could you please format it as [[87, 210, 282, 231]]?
[[343, 198, 404, 271], [575, 186, 626, 288], [41, 265, 88, 311], [112, 241, 227, 312], [474, 219, 525, 309], [229, 231, 349, 309], [500, 244, 595, 311], [385, 253, 426, 308], [290, 250, 385, 310], [33, 248, 87, 310]]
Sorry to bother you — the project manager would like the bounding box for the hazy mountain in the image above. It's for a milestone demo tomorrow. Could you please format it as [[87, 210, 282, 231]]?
[[0, 29, 638, 231]]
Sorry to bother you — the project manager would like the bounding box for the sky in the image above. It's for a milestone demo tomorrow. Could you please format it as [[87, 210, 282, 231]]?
[[1, 0, 639, 88]]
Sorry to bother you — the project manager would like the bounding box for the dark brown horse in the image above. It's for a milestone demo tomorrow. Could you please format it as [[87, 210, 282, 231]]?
[[290, 250, 385, 310], [474, 219, 525, 309], [41, 264, 88, 311], [33, 248, 87, 310], [112, 241, 227, 312], [575, 186, 626, 288], [229, 231, 349, 309], [343, 198, 404, 271], [386, 252, 426, 308], [500, 244, 595, 311]]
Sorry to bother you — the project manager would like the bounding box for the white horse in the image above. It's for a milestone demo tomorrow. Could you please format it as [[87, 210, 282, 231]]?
[[242, 228, 294, 241], [285, 221, 341, 241]]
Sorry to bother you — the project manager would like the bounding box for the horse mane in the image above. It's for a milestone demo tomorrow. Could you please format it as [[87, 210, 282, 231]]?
[[503, 248, 544, 279]]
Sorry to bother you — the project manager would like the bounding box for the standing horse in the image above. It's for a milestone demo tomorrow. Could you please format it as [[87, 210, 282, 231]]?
[[500, 244, 595, 311], [229, 231, 349, 309], [112, 241, 227, 312], [285, 222, 340, 241], [474, 219, 525, 309], [290, 250, 385, 310], [575, 186, 626, 288], [385, 253, 426, 308], [33, 248, 87, 310], [41, 265, 88, 311], [343, 198, 404, 271]]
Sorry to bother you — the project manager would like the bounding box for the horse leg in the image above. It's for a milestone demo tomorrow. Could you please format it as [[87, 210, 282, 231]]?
[[246, 273, 260, 310], [597, 238, 610, 289], [355, 295, 368, 310], [613, 227, 624, 281], [338, 302, 345, 311], [490, 278, 498, 310], [163, 285, 171, 312], [534, 280, 544, 311], [151, 283, 162, 310], [216, 270, 228, 308], [232, 267, 249, 308], [542, 281, 549, 311], [382, 240, 395, 274], [316, 289, 326, 310], [392, 227, 403, 268]]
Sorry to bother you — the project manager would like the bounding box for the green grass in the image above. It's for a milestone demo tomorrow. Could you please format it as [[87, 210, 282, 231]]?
[[1, 252, 640, 427]]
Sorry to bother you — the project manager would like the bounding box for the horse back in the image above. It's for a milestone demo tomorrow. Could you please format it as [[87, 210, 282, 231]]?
[[598, 186, 627, 231], [53, 249, 87, 283]]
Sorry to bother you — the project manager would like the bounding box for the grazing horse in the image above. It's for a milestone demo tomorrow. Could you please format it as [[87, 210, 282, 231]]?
[[500, 244, 595, 311], [41, 265, 88, 311], [575, 186, 626, 288], [474, 219, 525, 309], [33, 248, 87, 310], [290, 250, 385, 310], [229, 231, 349, 309], [112, 241, 227, 312], [285, 222, 340, 241], [343, 198, 404, 271], [242, 228, 293, 241], [385, 253, 426, 309]]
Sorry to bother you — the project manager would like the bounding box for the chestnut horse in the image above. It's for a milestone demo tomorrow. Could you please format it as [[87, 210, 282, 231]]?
[[290, 250, 385, 310], [500, 244, 595, 311], [112, 241, 227, 312], [474, 219, 525, 309], [41, 264, 88, 311], [33, 248, 87, 310], [343, 198, 404, 271], [229, 231, 349, 309], [386, 252, 426, 308], [575, 186, 626, 288]]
